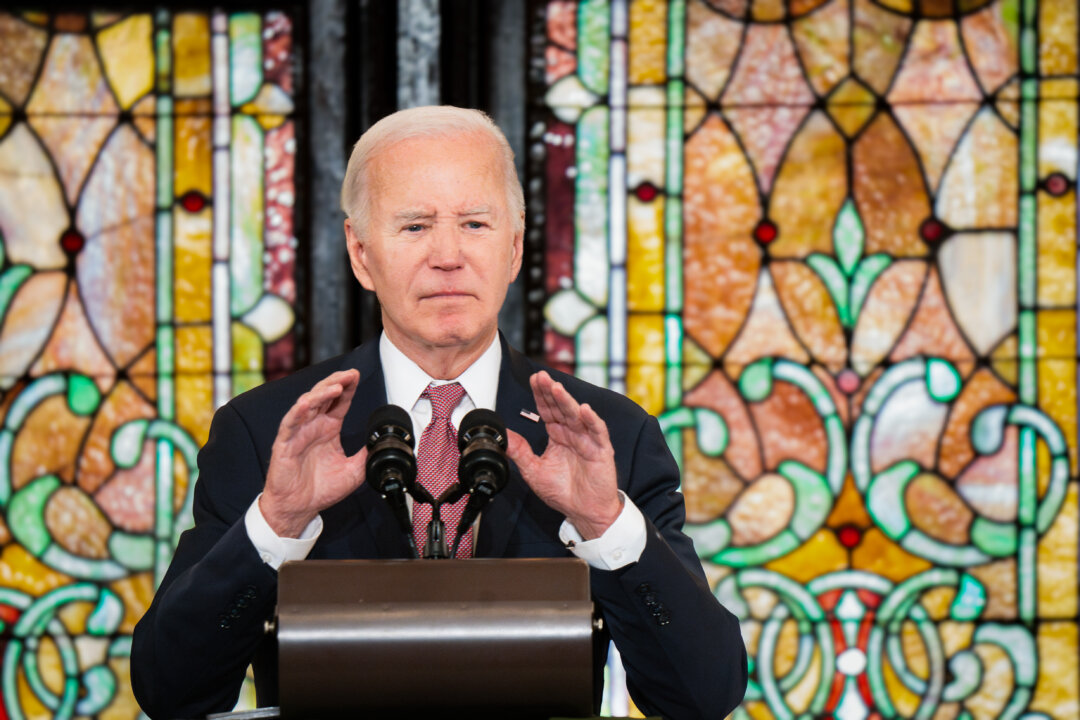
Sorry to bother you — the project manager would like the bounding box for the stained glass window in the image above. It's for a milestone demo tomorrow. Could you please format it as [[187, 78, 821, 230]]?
[[0, 9, 298, 716], [534, 0, 1078, 717]]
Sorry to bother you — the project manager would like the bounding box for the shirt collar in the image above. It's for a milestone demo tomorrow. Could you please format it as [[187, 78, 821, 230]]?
[[379, 332, 501, 412]]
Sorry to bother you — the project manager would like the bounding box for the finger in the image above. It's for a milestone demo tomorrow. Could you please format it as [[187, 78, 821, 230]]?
[[532, 372, 574, 427], [579, 403, 614, 451], [505, 429, 541, 479], [326, 369, 361, 418], [279, 382, 344, 436], [529, 372, 559, 420], [279, 370, 359, 435], [546, 380, 589, 432]]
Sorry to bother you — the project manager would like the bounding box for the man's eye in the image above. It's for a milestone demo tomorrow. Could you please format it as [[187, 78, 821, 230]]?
[[403, 224, 425, 233], [465, 221, 485, 230]]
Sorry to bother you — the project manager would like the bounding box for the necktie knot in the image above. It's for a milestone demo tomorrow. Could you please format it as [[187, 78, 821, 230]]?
[[423, 382, 466, 421]]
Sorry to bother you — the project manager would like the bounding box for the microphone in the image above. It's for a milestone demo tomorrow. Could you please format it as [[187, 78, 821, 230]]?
[[454, 409, 510, 538], [365, 405, 419, 551]]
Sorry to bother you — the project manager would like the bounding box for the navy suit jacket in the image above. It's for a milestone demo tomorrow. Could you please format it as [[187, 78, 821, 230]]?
[[131, 338, 747, 720]]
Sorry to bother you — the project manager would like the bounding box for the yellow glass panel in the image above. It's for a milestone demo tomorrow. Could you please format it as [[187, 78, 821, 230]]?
[[1038, 359, 1077, 473], [1040, 0, 1078, 75], [1038, 100, 1077, 178], [627, 315, 665, 414], [175, 114, 212, 198], [825, 474, 873, 527], [626, 362, 664, 416], [883, 650, 922, 716], [173, 13, 212, 97], [0, 93, 10, 137], [0, 545, 73, 596], [175, 326, 212, 373], [17, 667, 50, 718], [1036, 310, 1076, 357], [35, 637, 63, 694], [97, 14, 153, 109], [920, 586, 956, 620], [627, 196, 665, 312], [752, 0, 786, 20], [851, 528, 933, 582], [966, 644, 1013, 719], [101, 658, 142, 720], [1038, 191, 1077, 306], [939, 621, 975, 657], [109, 572, 154, 634], [1039, 484, 1078, 618], [1031, 623, 1079, 717], [772, 618, 799, 676], [233, 324, 264, 372], [174, 206, 212, 323], [764, 529, 848, 583], [256, 113, 288, 131], [629, 0, 667, 84], [1042, 78, 1079, 99], [176, 373, 214, 451], [784, 646, 820, 713], [744, 700, 776, 720], [57, 600, 94, 634]]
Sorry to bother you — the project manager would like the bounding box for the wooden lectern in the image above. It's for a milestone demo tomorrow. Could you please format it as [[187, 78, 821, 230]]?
[[275, 558, 596, 719]]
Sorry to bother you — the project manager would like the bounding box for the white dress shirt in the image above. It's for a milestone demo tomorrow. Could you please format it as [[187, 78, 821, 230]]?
[[246, 332, 647, 570]]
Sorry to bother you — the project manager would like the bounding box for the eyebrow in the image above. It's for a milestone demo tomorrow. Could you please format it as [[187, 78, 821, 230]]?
[[459, 206, 491, 216], [393, 209, 437, 222]]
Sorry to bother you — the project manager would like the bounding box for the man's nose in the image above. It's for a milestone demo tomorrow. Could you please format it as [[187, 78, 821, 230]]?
[[428, 226, 465, 268]]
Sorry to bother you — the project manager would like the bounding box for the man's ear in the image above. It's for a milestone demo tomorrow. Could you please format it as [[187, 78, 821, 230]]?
[[344, 218, 376, 291]]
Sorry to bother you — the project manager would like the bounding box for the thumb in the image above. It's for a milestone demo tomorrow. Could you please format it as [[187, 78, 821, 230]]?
[[506, 429, 540, 478], [347, 446, 369, 487]]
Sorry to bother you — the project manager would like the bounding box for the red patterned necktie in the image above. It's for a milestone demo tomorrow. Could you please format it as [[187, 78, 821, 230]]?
[[412, 382, 473, 558]]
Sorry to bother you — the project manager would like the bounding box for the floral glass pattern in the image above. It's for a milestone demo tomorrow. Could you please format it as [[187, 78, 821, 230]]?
[[535, 0, 1078, 717], [0, 10, 298, 716]]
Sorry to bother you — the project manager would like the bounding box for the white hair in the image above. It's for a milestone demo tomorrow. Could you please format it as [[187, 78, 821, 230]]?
[[340, 106, 525, 233]]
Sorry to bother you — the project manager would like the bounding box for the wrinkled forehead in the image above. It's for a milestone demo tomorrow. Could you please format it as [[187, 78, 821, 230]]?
[[365, 133, 509, 211]]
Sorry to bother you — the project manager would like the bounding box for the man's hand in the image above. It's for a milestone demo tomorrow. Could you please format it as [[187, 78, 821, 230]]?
[[506, 371, 622, 539], [260, 369, 368, 537]]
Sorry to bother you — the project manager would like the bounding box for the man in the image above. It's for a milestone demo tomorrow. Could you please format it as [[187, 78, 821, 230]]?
[[132, 106, 746, 720]]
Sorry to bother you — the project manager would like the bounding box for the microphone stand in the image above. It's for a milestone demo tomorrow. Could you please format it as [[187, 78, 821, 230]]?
[[423, 483, 467, 559]]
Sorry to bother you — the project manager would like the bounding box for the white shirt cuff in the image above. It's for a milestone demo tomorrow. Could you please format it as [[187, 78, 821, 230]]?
[[244, 493, 323, 570], [558, 491, 646, 571]]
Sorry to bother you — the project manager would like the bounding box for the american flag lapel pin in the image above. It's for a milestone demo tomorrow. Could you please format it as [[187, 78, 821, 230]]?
[[519, 409, 540, 423]]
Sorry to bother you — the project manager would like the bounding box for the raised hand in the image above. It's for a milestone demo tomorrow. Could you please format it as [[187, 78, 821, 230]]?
[[260, 369, 368, 537], [506, 371, 622, 539]]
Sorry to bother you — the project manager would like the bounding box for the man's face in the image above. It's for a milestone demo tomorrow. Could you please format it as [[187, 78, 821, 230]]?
[[345, 131, 523, 364]]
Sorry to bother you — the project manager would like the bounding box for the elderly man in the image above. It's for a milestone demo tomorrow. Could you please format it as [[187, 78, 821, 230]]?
[[132, 106, 746, 720]]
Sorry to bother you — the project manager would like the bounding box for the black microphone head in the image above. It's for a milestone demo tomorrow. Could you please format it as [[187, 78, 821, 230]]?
[[457, 408, 506, 451], [457, 409, 509, 495], [366, 404, 416, 496], [366, 404, 414, 448]]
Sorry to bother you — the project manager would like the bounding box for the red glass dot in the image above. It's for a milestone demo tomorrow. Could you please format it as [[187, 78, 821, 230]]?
[[1045, 173, 1069, 197], [180, 191, 207, 213], [838, 526, 862, 548], [60, 229, 84, 254], [753, 219, 778, 244], [919, 217, 946, 242], [633, 182, 660, 202], [837, 369, 860, 395]]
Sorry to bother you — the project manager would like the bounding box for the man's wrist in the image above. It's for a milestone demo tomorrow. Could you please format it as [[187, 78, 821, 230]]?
[[566, 495, 624, 541], [258, 493, 316, 539]]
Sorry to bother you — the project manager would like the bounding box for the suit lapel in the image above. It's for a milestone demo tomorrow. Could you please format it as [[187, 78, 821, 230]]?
[[477, 339, 549, 557]]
